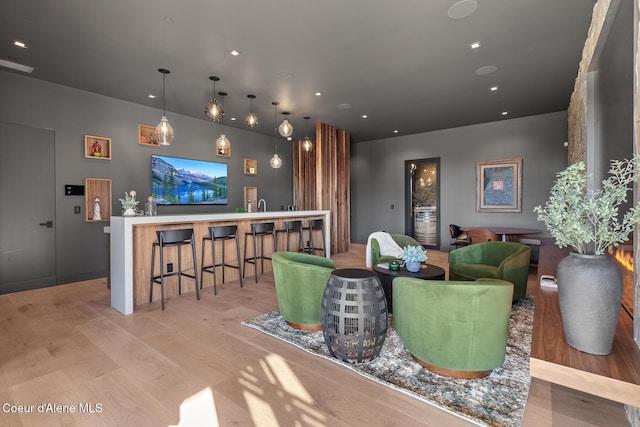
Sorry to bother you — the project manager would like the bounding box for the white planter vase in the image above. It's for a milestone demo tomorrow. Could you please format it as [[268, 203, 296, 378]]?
[[122, 208, 136, 217]]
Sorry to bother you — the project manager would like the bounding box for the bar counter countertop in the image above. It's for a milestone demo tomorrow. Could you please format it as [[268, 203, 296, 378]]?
[[109, 210, 330, 314]]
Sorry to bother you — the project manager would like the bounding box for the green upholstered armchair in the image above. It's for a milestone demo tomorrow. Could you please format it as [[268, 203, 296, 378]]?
[[393, 277, 514, 378], [448, 241, 530, 302], [369, 233, 421, 267], [271, 251, 336, 331]]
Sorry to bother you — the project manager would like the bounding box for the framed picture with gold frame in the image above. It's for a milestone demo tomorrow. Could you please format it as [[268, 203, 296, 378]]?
[[476, 157, 523, 213], [138, 124, 159, 147], [244, 159, 257, 175]]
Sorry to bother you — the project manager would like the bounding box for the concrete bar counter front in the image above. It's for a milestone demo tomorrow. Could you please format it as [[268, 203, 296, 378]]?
[[110, 210, 330, 314]]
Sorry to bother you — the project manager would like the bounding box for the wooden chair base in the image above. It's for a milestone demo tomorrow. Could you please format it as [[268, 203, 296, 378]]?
[[411, 354, 492, 379], [286, 321, 323, 332]]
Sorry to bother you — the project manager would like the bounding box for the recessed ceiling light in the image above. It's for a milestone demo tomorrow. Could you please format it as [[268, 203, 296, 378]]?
[[490, 86, 499, 91], [476, 65, 498, 75], [468, 41, 481, 49], [361, 115, 368, 119], [448, 0, 478, 19], [338, 103, 352, 110], [12, 40, 27, 49], [163, 17, 174, 24], [229, 50, 240, 56], [0, 59, 33, 73], [230, 117, 237, 121], [315, 91, 322, 96], [501, 111, 508, 116], [148, 94, 157, 99], [393, 130, 399, 134]]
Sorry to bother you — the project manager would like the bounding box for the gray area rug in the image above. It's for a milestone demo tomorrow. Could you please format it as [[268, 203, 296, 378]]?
[[242, 296, 534, 427]]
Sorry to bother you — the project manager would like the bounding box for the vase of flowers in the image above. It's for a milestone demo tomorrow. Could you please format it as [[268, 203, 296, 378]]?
[[534, 157, 640, 355], [119, 190, 139, 216], [401, 245, 427, 273]]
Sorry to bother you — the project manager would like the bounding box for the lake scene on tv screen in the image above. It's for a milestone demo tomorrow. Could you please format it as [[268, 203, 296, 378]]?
[[152, 155, 227, 205]]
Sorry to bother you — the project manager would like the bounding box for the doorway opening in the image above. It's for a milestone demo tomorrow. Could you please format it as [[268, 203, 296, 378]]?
[[405, 158, 440, 249]]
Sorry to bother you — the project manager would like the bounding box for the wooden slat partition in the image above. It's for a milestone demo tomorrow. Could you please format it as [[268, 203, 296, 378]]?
[[294, 122, 350, 254]]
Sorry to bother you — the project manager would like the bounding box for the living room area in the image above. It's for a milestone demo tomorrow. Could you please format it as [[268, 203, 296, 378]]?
[[2, 0, 640, 425]]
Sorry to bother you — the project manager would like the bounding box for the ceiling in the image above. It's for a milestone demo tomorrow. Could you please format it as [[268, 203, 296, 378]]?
[[0, 0, 597, 143]]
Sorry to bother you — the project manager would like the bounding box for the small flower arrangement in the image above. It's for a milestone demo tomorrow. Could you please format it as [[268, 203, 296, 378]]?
[[401, 245, 427, 263], [119, 190, 139, 210]]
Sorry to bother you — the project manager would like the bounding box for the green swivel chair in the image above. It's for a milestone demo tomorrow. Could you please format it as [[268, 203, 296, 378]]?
[[448, 241, 531, 302], [368, 233, 422, 267], [393, 277, 514, 378], [271, 251, 336, 331]]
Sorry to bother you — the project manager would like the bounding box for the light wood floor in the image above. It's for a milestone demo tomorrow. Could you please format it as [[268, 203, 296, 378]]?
[[0, 245, 630, 426]]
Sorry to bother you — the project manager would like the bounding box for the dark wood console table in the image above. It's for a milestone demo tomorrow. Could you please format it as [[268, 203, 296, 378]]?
[[529, 238, 640, 407]]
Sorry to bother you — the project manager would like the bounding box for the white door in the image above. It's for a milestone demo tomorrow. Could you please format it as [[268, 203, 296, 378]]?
[[0, 122, 56, 293]]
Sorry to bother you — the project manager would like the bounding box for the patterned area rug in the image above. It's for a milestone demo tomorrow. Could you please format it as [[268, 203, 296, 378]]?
[[242, 296, 534, 427]]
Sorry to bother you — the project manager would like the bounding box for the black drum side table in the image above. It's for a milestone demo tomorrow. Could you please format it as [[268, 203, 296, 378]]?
[[321, 268, 388, 363]]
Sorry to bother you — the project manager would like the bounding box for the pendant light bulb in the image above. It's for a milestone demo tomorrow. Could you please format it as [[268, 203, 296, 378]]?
[[245, 94, 258, 128], [278, 112, 293, 137], [270, 153, 282, 169], [155, 68, 174, 146], [205, 76, 224, 121], [302, 116, 313, 152]]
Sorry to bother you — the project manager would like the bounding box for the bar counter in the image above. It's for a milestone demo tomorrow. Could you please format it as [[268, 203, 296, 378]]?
[[110, 210, 330, 314]]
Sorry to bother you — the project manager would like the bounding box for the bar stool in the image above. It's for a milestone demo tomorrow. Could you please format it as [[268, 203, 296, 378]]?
[[201, 225, 243, 295], [303, 218, 327, 257], [149, 228, 199, 311], [276, 220, 304, 252], [243, 222, 277, 283]]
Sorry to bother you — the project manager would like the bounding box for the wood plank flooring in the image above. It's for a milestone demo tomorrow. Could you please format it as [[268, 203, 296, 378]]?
[[0, 245, 631, 426]]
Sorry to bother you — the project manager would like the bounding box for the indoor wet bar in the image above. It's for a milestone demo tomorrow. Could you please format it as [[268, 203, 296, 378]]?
[[110, 210, 330, 314]]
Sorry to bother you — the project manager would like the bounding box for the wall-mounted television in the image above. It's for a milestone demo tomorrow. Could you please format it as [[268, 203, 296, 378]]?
[[151, 155, 227, 205]]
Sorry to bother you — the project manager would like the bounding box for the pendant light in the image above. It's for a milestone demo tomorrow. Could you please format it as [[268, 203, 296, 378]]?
[[245, 94, 258, 128], [215, 92, 230, 155], [270, 102, 283, 168], [302, 116, 313, 152], [155, 68, 174, 146], [204, 76, 224, 121], [278, 111, 293, 137]]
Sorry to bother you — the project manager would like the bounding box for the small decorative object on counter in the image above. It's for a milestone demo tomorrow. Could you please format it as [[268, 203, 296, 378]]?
[[92, 196, 101, 220], [247, 199, 252, 213], [389, 260, 400, 271], [145, 196, 157, 216], [119, 190, 139, 216]]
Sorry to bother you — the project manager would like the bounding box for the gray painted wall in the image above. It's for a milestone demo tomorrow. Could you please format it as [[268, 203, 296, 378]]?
[[0, 70, 293, 285], [351, 111, 569, 249]]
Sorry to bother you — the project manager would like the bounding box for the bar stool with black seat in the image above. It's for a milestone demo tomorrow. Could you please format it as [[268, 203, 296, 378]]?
[[201, 225, 243, 295], [302, 218, 327, 257], [149, 228, 199, 311], [276, 220, 304, 252], [243, 222, 277, 283]]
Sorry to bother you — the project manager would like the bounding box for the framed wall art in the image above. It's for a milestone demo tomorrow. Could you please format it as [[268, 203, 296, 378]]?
[[138, 124, 159, 147], [476, 157, 523, 213]]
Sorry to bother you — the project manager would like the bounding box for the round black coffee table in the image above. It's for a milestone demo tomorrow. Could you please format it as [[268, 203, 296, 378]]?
[[373, 264, 446, 313]]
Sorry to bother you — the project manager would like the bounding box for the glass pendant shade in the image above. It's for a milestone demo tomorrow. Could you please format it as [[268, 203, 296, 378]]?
[[205, 99, 224, 121], [278, 119, 293, 137], [204, 76, 224, 121], [156, 68, 173, 146], [270, 153, 282, 169], [245, 112, 258, 127], [302, 137, 313, 152], [155, 116, 174, 146], [216, 134, 230, 154]]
